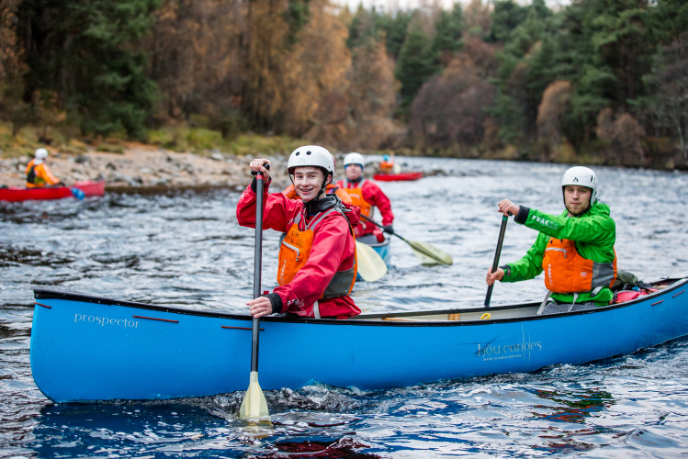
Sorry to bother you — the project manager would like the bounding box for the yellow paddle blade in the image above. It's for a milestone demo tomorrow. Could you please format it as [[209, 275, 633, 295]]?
[[407, 240, 453, 265], [356, 241, 388, 282], [239, 371, 270, 419]]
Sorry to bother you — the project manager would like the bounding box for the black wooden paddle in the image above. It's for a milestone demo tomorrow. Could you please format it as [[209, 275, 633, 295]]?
[[239, 164, 270, 419], [485, 214, 509, 308]]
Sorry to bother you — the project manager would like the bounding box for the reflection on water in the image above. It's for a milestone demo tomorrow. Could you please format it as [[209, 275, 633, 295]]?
[[2, 158, 688, 457]]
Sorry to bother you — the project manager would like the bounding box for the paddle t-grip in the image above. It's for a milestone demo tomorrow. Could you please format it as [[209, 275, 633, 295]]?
[[485, 214, 510, 308]]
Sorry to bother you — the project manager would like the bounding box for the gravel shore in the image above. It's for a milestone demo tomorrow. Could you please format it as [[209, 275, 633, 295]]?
[[0, 144, 291, 192]]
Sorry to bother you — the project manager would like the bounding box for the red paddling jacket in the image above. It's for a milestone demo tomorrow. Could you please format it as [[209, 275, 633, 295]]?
[[236, 180, 361, 319], [335, 179, 394, 237]]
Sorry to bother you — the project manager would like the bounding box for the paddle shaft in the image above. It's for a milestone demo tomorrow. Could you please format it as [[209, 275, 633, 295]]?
[[485, 215, 509, 308], [250, 165, 268, 372], [359, 214, 443, 263], [360, 214, 408, 243]]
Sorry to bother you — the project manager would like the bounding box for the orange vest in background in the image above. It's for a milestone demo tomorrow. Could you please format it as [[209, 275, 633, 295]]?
[[542, 238, 617, 294], [26, 159, 60, 188], [339, 180, 372, 218], [278, 209, 357, 299]]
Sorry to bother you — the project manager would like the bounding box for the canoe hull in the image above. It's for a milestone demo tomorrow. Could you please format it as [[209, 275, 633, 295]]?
[[373, 172, 423, 182], [30, 280, 688, 403], [0, 180, 105, 202]]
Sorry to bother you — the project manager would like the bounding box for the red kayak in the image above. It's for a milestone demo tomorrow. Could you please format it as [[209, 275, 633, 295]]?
[[373, 172, 423, 182], [0, 180, 105, 202]]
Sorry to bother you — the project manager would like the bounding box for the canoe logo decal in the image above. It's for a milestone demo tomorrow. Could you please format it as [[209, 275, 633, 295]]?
[[476, 340, 542, 361], [74, 314, 139, 328]]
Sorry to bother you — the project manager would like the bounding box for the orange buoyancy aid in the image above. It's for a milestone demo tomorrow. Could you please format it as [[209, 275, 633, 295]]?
[[340, 180, 372, 218], [542, 237, 617, 294], [26, 160, 60, 188], [277, 207, 357, 299]]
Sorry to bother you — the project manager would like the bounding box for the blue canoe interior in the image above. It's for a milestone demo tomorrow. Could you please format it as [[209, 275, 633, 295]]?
[[30, 277, 688, 403]]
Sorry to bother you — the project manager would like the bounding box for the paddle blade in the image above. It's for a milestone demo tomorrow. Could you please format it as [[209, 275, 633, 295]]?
[[356, 241, 387, 282], [70, 188, 85, 200], [239, 371, 270, 419], [408, 241, 453, 265]]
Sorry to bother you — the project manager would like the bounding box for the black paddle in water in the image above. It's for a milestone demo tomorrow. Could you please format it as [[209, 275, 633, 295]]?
[[485, 214, 509, 308], [239, 164, 270, 419]]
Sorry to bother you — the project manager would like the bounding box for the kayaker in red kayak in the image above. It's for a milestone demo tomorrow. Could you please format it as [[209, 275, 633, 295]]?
[[26, 148, 63, 188], [485, 166, 618, 314], [237, 146, 361, 320], [335, 152, 395, 240], [379, 153, 394, 174]]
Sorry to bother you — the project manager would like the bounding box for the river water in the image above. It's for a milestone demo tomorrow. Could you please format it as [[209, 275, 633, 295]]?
[[2, 158, 688, 458]]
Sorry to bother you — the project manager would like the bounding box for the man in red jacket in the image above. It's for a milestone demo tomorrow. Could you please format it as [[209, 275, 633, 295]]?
[[335, 152, 394, 239], [237, 145, 361, 320]]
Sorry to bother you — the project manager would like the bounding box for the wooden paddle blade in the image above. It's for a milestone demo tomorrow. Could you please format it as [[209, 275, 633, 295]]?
[[408, 241, 453, 265], [239, 371, 270, 419], [355, 241, 388, 282]]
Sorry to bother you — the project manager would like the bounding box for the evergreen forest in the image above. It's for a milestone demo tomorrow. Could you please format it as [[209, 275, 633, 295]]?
[[0, 0, 687, 168]]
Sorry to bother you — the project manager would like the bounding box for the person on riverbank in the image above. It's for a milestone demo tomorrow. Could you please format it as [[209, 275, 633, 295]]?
[[237, 146, 361, 320], [335, 152, 394, 240], [282, 153, 352, 204], [26, 148, 63, 188], [485, 166, 617, 314]]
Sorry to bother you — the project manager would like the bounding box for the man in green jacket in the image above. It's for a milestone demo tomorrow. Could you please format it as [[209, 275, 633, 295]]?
[[486, 166, 617, 314]]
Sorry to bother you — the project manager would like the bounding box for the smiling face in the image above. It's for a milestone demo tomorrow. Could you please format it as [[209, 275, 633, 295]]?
[[293, 166, 330, 202], [345, 164, 362, 181], [564, 185, 592, 216]]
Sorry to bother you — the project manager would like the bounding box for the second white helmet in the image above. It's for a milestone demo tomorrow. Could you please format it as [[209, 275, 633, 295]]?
[[562, 166, 598, 205], [287, 145, 334, 175], [343, 152, 365, 168]]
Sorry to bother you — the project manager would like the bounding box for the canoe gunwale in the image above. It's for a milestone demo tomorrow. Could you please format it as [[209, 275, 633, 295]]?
[[34, 277, 687, 327]]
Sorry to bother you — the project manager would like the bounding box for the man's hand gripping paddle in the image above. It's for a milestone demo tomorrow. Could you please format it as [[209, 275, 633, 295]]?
[[360, 215, 452, 266], [239, 164, 270, 420]]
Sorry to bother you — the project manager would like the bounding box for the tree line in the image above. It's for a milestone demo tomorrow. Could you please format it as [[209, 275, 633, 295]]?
[[0, 0, 686, 168]]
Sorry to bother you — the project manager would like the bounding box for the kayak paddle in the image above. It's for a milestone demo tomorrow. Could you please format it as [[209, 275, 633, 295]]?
[[485, 214, 509, 307], [239, 165, 270, 420], [356, 241, 388, 282], [360, 215, 452, 266], [70, 188, 85, 200]]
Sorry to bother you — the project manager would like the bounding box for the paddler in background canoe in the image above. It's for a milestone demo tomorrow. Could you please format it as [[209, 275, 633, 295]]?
[[282, 153, 352, 205], [237, 146, 361, 320], [26, 148, 64, 188], [336, 152, 395, 241], [379, 153, 394, 174], [486, 166, 618, 314]]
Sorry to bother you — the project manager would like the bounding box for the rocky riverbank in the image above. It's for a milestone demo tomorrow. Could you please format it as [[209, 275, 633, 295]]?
[[0, 144, 293, 192]]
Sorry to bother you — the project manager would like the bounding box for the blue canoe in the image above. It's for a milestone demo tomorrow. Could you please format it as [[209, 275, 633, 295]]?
[[30, 278, 688, 403]]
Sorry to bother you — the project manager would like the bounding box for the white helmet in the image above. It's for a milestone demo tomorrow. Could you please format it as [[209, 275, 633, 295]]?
[[343, 152, 365, 168], [34, 148, 49, 164], [562, 166, 598, 206], [287, 145, 335, 175]]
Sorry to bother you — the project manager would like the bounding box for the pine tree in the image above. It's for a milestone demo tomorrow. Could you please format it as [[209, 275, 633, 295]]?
[[429, 4, 463, 69], [395, 19, 434, 113]]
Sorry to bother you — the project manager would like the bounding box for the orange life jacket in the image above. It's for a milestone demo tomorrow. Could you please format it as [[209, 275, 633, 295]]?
[[278, 207, 357, 299], [26, 159, 60, 188], [380, 160, 394, 172], [339, 180, 372, 218], [542, 237, 617, 294]]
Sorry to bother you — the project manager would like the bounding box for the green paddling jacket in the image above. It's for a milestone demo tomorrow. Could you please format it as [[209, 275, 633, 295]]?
[[501, 202, 616, 306]]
